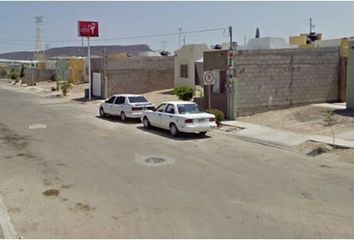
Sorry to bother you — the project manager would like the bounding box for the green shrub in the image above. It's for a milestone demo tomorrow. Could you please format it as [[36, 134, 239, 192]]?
[[174, 86, 194, 101], [206, 109, 225, 125], [19, 64, 26, 79], [9, 68, 19, 80], [60, 81, 72, 96]]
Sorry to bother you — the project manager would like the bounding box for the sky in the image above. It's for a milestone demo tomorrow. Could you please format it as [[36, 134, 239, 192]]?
[[1, 1, 354, 54]]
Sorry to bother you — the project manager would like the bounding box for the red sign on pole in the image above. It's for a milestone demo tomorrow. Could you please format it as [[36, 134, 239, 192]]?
[[78, 21, 99, 37]]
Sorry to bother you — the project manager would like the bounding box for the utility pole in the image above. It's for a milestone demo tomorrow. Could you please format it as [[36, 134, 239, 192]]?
[[178, 27, 182, 49], [87, 37, 91, 100], [183, 36, 186, 46], [309, 17, 315, 33], [103, 48, 108, 98], [229, 26, 232, 50], [226, 26, 236, 120], [81, 37, 84, 59]]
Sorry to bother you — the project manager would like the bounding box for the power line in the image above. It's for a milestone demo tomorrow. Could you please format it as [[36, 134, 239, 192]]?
[[0, 40, 33, 46], [0, 27, 226, 44]]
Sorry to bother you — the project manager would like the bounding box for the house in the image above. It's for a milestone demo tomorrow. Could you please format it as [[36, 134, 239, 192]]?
[[174, 44, 209, 88]]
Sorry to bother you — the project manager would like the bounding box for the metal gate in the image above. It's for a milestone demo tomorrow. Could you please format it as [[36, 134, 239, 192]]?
[[92, 72, 101, 97]]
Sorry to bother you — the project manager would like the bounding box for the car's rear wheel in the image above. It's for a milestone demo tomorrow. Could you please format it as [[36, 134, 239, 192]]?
[[143, 117, 151, 129], [120, 111, 127, 122], [99, 107, 106, 117], [169, 123, 179, 137], [199, 131, 207, 136]]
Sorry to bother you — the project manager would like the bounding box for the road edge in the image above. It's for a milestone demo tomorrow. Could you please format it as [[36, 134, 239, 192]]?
[[0, 193, 18, 239]]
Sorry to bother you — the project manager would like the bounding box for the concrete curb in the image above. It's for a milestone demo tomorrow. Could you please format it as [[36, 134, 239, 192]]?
[[221, 121, 354, 149], [215, 128, 294, 152], [0, 226, 4, 239]]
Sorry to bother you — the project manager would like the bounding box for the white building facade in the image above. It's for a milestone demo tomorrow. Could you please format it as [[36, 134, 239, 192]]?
[[174, 44, 209, 88]]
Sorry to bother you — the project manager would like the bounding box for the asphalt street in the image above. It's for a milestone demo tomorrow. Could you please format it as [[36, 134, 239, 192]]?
[[1, 83, 354, 238]]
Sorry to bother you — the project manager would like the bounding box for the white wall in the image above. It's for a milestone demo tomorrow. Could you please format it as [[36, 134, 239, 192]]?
[[174, 44, 209, 88], [314, 39, 341, 48], [246, 37, 294, 50]]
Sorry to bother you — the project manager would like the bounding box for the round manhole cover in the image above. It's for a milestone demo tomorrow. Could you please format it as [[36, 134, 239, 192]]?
[[145, 157, 165, 164], [135, 155, 175, 167]]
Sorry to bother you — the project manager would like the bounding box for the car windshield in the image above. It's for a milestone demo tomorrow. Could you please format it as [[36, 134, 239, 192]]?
[[128, 96, 148, 103], [177, 104, 203, 114]]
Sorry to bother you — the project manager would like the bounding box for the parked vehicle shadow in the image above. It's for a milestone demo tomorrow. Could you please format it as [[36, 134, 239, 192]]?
[[334, 109, 354, 118], [159, 90, 175, 95], [136, 126, 211, 141], [71, 97, 88, 102], [95, 115, 141, 124], [72, 97, 104, 103]]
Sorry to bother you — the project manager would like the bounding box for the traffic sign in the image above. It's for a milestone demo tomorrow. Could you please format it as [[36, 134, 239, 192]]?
[[203, 71, 216, 85]]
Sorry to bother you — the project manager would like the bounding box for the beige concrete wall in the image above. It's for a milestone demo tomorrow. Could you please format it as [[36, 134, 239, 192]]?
[[235, 47, 340, 116], [23, 68, 55, 85], [202, 47, 341, 117], [91, 57, 174, 97]]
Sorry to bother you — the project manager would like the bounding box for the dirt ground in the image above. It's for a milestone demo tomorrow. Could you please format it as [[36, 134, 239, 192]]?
[[238, 105, 354, 163], [32, 81, 88, 98], [296, 140, 354, 164], [32, 81, 178, 104], [238, 105, 354, 137]]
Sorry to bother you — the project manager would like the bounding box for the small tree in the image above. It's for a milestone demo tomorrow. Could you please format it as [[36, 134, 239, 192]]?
[[19, 64, 26, 79], [174, 86, 194, 101], [323, 110, 337, 145], [60, 81, 72, 96], [9, 68, 19, 80], [206, 109, 225, 126]]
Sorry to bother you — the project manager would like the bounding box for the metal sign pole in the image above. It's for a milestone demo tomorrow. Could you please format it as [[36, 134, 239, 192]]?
[[87, 37, 91, 100], [208, 85, 211, 109]]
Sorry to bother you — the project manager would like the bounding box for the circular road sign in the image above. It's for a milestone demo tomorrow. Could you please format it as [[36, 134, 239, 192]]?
[[203, 71, 215, 85]]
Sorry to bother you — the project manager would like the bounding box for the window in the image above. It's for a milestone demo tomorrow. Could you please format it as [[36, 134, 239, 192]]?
[[180, 64, 188, 78], [106, 96, 116, 104], [177, 104, 202, 114], [128, 96, 148, 103], [165, 104, 175, 114], [114, 96, 125, 105], [155, 104, 167, 112]]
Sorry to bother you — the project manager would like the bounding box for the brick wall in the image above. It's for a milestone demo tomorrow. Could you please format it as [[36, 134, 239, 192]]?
[[90, 57, 174, 97], [202, 47, 341, 117], [23, 68, 55, 85], [235, 47, 340, 116]]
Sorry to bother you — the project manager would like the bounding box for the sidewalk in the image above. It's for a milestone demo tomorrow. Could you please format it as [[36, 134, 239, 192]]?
[[221, 120, 354, 149]]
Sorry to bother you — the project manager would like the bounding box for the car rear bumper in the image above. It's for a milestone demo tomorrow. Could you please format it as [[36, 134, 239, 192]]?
[[126, 112, 143, 118], [180, 123, 217, 133]]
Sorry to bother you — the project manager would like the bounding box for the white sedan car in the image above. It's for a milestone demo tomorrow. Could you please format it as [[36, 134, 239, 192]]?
[[141, 101, 217, 136], [99, 94, 155, 121]]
